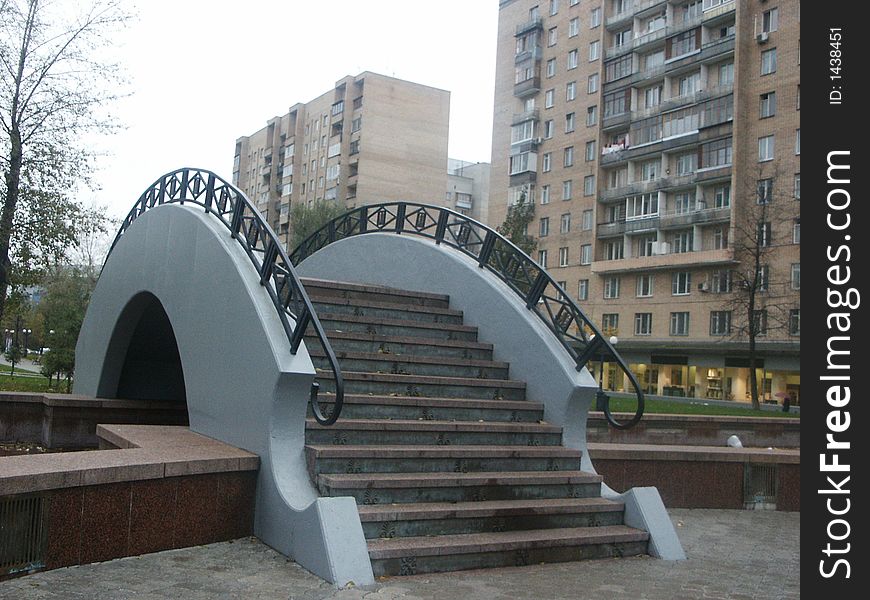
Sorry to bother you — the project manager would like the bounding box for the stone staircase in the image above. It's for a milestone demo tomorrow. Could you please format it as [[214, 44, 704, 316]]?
[[302, 278, 648, 577]]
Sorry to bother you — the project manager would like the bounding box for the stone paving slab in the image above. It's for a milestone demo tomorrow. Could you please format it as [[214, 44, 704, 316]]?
[[0, 509, 800, 600]]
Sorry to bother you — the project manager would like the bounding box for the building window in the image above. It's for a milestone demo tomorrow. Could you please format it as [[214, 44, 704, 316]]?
[[562, 179, 573, 200], [791, 263, 801, 289], [578, 279, 589, 300], [510, 152, 537, 175], [605, 55, 633, 82], [538, 249, 548, 267], [548, 27, 558, 47], [713, 227, 728, 250], [566, 81, 577, 101], [587, 73, 599, 94], [544, 119, 554, 138], [761, 48, 777, 75], [796, 129, 800, 154], [586, 105, 598, 126], [626, 193, 659, 220], [672, 271, 692, 295], [714, 184, 731, 208], [676, 152, 697, 175], [540, 217, 550, 237], [564, 145, 574, 166], [710, 311, 731, 336], [583, 175, 595, 196], [758, 135, 775, 162], [550, 0, 559, 16], [542, 152, 552, 172], [585, 141, 596, 162], [757, 178, 774, 204], [719, 61, 734, 86], [605, 240, 624, 260], [560, 212, 571, 233], [674, 192, 696, 214], [637, 274, 654, 297], [582, 209, 593, 230], [511, 120, 535, 144], [590, 7, 601, 27], [602, 313, 619, 334], [541, 184, 551, 204], [545, 89, 555, 108], [589, 40, 600, 60], [760, 92, 776, 118], [757, 264, 770, 292], [638, 235, 656, 257], [670, 29, 698, 58], [604, 277, 620, 299], [672, 230, 694, 254], [546, 58, 557, 78], [701, 138, 732, 168], [712, 270, 731, 293], [569, 17, 580, 37], [794, 174, 800, 200], [643, 85, 662, 109], [678, 72, 701, 97], [753, 309, 768, 336], [634, 313, 653, 336], [789, 309, 801, 336], [670, 312, 690, 336], [565, 113, 576, 133], [568, 49, 578, 69], [580, 244, 592, 264], [559, 246, 569, 267], [604, 90, 628, 117], [762, 8, 778, 32], [757, 221, 772, 247]]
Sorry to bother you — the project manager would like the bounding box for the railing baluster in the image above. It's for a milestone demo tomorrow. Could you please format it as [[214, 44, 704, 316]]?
[[434, 209, 449, 244], [477, 231, 497, 267], [395, 204, 406, 234], [525, 271, 549, 308]]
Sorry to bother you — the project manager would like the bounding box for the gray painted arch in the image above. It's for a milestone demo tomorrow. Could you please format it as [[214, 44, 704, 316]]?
[[297, 232, 685, 561], [74, 204, 375, 586]]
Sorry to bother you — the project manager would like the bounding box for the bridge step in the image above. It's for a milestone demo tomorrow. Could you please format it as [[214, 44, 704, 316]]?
[[316, 470, 603, 505], [308, 393, 544, 422], [305, 444, 582, 475], [303, 278, 648, 576], [316, 313, 479, 341], [309, 349, 510, 380], [305, 419, 561, 447], [301, 278, 450, 309], [310, 296, 465, 325], [367, 526, 649, 577], [304, 330, 495, 361], [358, 498, 626, 539], [316, 370, 527, 401]]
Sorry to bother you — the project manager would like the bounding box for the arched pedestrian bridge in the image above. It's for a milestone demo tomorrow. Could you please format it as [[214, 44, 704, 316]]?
[[75, 168, 683, 585]]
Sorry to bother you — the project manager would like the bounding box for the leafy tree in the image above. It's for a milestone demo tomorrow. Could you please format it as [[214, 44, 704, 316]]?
[[288, 200, 347, 252], [496, 191, 537, 257], [3, 341, 23, 374], [1, 0, 130, 322]]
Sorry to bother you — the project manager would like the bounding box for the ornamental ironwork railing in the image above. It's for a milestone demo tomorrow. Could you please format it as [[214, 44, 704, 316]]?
[[107, 168, 344, 425], [289, 202, 643, 429]]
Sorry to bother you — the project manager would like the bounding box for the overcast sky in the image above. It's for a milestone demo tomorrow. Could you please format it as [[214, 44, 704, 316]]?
[[87, 0, 499, 220]]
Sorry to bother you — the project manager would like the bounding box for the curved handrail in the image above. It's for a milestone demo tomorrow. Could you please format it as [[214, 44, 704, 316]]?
[[289, 202, 643, 429], [106, 167, 344, 425]]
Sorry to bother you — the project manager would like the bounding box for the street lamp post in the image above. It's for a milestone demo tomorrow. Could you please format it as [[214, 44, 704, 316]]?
[[595, 336, 618, 411], [23, 329, 32, 356]]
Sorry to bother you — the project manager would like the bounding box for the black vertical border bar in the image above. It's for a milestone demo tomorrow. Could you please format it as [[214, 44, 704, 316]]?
[[803, 2, 865, 596]]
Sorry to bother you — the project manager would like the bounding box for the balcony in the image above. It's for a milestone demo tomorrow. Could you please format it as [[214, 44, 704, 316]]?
[[601, 131, 700, 165], [597, 216, 660, 238], [515, 45, 544, 65], [665, 35, 734, 73], [702, 1, 736, 24], [605, 27, 666, 60], [512, 108, 540, 125], [514, 75, 541, 98], [515, 17, 543, 36], [591, 247, 735, 274], [602, 110, 631, 130], [695, 164, 732, 183], [659, 205, 731, 229]]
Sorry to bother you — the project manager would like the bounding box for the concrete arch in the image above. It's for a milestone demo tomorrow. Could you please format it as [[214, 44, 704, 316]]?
[[74, 203, 374, 586]]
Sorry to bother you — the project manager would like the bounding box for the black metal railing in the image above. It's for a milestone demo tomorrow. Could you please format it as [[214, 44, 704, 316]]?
[[107, 167, 344, 425], [289, 202, 643, 429]]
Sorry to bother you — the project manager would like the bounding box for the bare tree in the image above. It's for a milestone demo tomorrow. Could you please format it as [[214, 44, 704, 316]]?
[[721, 163, 798, 409], [0, 0, 130, 321]]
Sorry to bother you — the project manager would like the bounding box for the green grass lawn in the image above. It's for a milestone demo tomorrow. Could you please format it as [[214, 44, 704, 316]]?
[[0, 373, 67, 393], [605, 394, 800, 418], [0, 364, 41, 375]]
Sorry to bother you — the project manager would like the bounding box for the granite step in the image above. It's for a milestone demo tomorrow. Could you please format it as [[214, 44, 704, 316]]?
[[316, 313, 479, 341], [307, 393, 544, 422], [301, 278, 450, 309], [310, 296, 465, 325], [316, 470, 602, 504], [304, 330, 495, 361], [367, 525, 649, 576], [309, 349, 510, 379], [358, 498, 626, 539], [306, 444, 582, 475], [305, 419, 562, 447], [315, 370, 527, 401]]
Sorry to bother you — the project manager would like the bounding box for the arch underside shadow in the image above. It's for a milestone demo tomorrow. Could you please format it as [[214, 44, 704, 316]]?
[[98, 291, 186, 404]]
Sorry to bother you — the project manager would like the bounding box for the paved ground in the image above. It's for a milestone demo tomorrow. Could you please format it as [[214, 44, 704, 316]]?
[[0, 508, 799, 600]]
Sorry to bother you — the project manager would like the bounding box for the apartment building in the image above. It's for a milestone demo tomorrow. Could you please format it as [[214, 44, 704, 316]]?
[[233, 72, 450, 245], [447, 159, 492, 223], [490, 0, 799, 405]]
